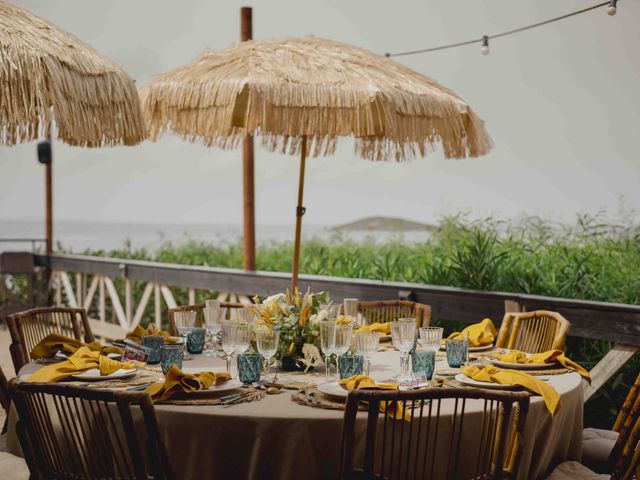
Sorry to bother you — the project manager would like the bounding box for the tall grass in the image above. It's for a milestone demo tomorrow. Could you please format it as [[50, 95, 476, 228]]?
[[76, 212, 640, 427]]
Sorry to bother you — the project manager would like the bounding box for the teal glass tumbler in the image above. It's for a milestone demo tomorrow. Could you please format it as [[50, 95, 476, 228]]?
[[338, 354, 364, 379], [161, 345, 183, 374], [411, 350, 435, 380], [237, 353, 263, 384], [445, 338, 468, 368], [142, 335, 164, 364], [187, 327, 206, 354]]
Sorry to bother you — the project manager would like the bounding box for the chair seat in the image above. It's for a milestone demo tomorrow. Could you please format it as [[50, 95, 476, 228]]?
[[546, 461, 610, 480], [0, 451, 29, 480], [582, 427, 618, 473]]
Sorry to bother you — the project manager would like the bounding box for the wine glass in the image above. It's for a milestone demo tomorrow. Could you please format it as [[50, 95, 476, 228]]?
[[419, 327, 443, 353], [255, 326, 279, 380], [334, 323, 354, 377], [391, 318, 416, 383], [355, 331, 379, 376], [319, 320, 337, 381], [221, 320, 239, 373], [343, 298, 359, 325], [328, 304, 342, 319], [174, 311, 196, 354], [234, 323, 252, 356], [204, 306, 222, 357]]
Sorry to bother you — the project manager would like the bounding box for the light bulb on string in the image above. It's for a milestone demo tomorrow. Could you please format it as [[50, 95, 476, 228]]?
[[480, 35, 490, 56], [608, 0, 617, 15]]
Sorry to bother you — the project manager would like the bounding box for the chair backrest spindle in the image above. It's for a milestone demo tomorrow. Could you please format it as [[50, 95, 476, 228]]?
[[339, 388, 530, 480]]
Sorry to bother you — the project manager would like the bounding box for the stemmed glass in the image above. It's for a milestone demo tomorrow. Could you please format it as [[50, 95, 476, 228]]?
[[391, 318, 416, 382], [343, 298, 359, 325], [255, 326, 279, 380], [221, 321, 239, 373], [174, 311, 196, 355], [234, 323, 252, 357], [419, 327, 443, 353], [334, 323, 354, 377], [204, 306, 222, 357], [319, 320, 337, 381], [355, 331, 379, 376]]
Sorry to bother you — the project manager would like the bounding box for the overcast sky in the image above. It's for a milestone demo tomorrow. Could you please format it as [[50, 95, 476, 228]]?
[[1, 0, 639, 232]]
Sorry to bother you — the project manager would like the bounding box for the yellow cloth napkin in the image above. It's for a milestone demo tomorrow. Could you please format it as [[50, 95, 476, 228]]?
[[29, 347, 136, 383], [447, 318, 497, 347], [339, 375, 409, 421], [30, 333, 122, 359], [355, 322, 391, 335], [145, 365, 232, 403], [125, 324, 176, 344], [461, 365, 560, 415], [493, 350, 590, 382]]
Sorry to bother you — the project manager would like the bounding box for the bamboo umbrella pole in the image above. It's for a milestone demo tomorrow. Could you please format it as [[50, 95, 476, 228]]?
[[45, 144, 52, 256], [291, 136, 308, 291], [241, 6, 256, 271]]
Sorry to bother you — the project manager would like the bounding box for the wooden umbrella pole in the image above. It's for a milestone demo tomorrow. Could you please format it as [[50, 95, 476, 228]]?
[[291, 136, 308, 292], [241, 6, 256, 271]]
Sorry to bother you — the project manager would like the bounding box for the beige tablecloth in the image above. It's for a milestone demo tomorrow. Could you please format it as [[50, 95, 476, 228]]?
[[10, 349, 583, 479]]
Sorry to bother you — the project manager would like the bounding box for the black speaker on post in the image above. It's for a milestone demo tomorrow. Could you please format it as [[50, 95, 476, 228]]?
[[37, 140, 52, 165]]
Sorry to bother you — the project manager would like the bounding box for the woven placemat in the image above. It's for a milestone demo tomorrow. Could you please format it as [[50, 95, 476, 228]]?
[[291, 386, 366, 411], [72, 367, 164, 389], [157, 386, 268, 406]]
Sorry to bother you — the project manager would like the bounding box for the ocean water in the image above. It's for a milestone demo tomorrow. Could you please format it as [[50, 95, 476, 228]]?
[[0, 220, 431, 253]]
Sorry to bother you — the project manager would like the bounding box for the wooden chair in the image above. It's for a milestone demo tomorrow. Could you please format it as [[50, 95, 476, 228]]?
[[7, 307, 95, 374], [496, 310, 570, 353], [356, 300, 431, 329], [167, 302, 247, 336], [10, 380, 175, 480], [581, 372, 640, 474], [547, 381, 640, 479], [339, 387, 530, 480], [0, 365, 10, 435]]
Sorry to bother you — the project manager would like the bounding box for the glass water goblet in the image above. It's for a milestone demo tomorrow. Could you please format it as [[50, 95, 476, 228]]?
[[204, 307, 222, 357], [355, 331, 379, 376], [234, 323, 252, 356], [255, 326, 279, 380], [221, 321, 239, 373], [343, 298, 359, 325], [174, 311, 196, 354], [319, 320, 337, 381], [419, 327, 444, 354], [334, 323, 354, 377], [391, 318, 416, 382]]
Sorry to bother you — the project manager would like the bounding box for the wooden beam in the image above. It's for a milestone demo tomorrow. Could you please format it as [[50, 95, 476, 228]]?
[[32, 253, 640, 346], [583, 344, 639, 401]]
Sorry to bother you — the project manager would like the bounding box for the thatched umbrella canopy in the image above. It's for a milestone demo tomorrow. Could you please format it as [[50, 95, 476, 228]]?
[[0, 0, 147, 146], [141, 36, 492, 289]]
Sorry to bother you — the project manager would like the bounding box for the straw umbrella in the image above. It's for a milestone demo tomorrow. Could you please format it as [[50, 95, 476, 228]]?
[[0, 1, 147, 253], [140, 36, 492, 290]]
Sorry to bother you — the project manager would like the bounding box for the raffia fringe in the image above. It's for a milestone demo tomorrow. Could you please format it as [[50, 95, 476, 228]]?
[[140, 37, 492, 161], [0, 2, 147, 146]]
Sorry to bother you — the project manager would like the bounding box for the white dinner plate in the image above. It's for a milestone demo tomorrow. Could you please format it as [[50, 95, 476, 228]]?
[[71, 368, 138, 381], [440, 343, 494, 352], [489, 358, 555, 370], [454, 373, 518, 390], [208, 379, 244, 393], [317, 381, 349, 399], [55, 351, 121, 361]]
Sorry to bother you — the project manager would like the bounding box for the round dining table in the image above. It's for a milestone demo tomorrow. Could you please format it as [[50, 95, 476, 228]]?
[[8, 347, 584, 480]]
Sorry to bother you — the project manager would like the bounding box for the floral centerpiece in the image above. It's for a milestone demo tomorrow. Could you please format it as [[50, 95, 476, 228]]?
[[251, 288, 334, 371]]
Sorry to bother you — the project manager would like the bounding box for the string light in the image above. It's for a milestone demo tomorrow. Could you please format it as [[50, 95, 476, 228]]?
[[480, 36, 489, 56], [385, 0, 619, 58]]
